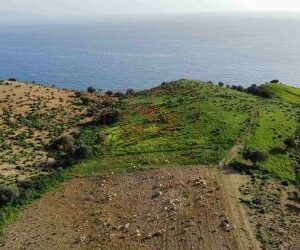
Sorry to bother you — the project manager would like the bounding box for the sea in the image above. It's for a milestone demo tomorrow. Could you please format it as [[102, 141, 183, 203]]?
[[0, 12, 300, 90]]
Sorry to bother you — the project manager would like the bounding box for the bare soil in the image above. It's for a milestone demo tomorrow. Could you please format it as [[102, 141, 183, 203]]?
[[0, 166, 259, 249]]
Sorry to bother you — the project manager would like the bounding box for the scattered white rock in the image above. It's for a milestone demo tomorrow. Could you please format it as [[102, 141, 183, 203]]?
[[165, 200, 178, 212], [193, 178, 206, 187], [221, 219, 233, 231], [80, 234, 86, 242]]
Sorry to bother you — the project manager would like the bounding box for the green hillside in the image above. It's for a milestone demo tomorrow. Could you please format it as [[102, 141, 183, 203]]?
[[262, 83, 300, 104], [82, 80, 299, 183]]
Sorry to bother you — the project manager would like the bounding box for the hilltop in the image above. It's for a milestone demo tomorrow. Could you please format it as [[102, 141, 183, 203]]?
[[0, 79, 299, 249]]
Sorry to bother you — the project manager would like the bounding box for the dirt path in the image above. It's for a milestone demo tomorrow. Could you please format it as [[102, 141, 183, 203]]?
[[0, 166, 259, 250]]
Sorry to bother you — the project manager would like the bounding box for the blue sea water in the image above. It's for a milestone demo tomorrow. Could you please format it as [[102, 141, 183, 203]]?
[[0, 13, 300, 90]]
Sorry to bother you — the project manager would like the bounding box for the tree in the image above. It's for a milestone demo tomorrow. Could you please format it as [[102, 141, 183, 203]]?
[[218, 82, 224, 87], [87, 86, 96, 93]]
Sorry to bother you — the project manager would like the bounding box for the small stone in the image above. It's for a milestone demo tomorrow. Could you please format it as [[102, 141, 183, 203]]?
[[79, 234, 86, 242], [151, 191, 163, 199]]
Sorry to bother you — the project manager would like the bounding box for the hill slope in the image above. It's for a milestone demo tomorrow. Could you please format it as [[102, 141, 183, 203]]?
[[1, 79, 300, 249], [93, 80, 298, 182]]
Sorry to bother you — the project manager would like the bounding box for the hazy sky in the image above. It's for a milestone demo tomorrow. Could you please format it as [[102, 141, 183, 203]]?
[[1, 0, 300, 17]]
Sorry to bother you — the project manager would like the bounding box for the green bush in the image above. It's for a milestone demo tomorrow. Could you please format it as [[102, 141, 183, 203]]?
[[247, 84, 271, 98], [0, 186, 19, 206], [76, 126, 102, 149], [73, 145, 93, 160], [80, 95, 91, 105], [99, 108, 120, 125], [243, 149, 267, 165], [284, 137, 296, 149]]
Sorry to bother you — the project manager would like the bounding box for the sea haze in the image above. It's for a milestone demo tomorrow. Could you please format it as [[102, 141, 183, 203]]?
[[0, 12, 300, 90]]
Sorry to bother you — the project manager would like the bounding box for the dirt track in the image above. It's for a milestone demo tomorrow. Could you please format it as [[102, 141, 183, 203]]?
[[0, 166, 259, 249]]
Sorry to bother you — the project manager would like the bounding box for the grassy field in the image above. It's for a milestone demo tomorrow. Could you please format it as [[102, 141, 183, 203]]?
[[104, 80, 256, 165], [243, 100, 298, 181], [99, 80, 299, 182]]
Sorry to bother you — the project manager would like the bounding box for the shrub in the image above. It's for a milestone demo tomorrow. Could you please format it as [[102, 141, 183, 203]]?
[[247, 84, 271, 98], [218, 82, 224, 87], [288, 191, 300, 202], [284, 137, 296, 149], [73, 145, 93, 160], [74, 91, 83, 98], [80, 95, 90, 105], [126, 88, 135, 96], [99, 108, 120, 125], [270, 79, 279, 83], [236, 85, 244, 92], [105, 108, 121, 125], [243, 149, 267, 165], [87, 86, 96, 93], [113, 92, 126, 99], [50, 135, 74, 152], [8, 78, 17, 82], [105, 91, 113, 96], [230, 160, 254, 172], [0, 186, 19, 206], [154, 112, 168, 124], [86, 106, 101, 117]]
